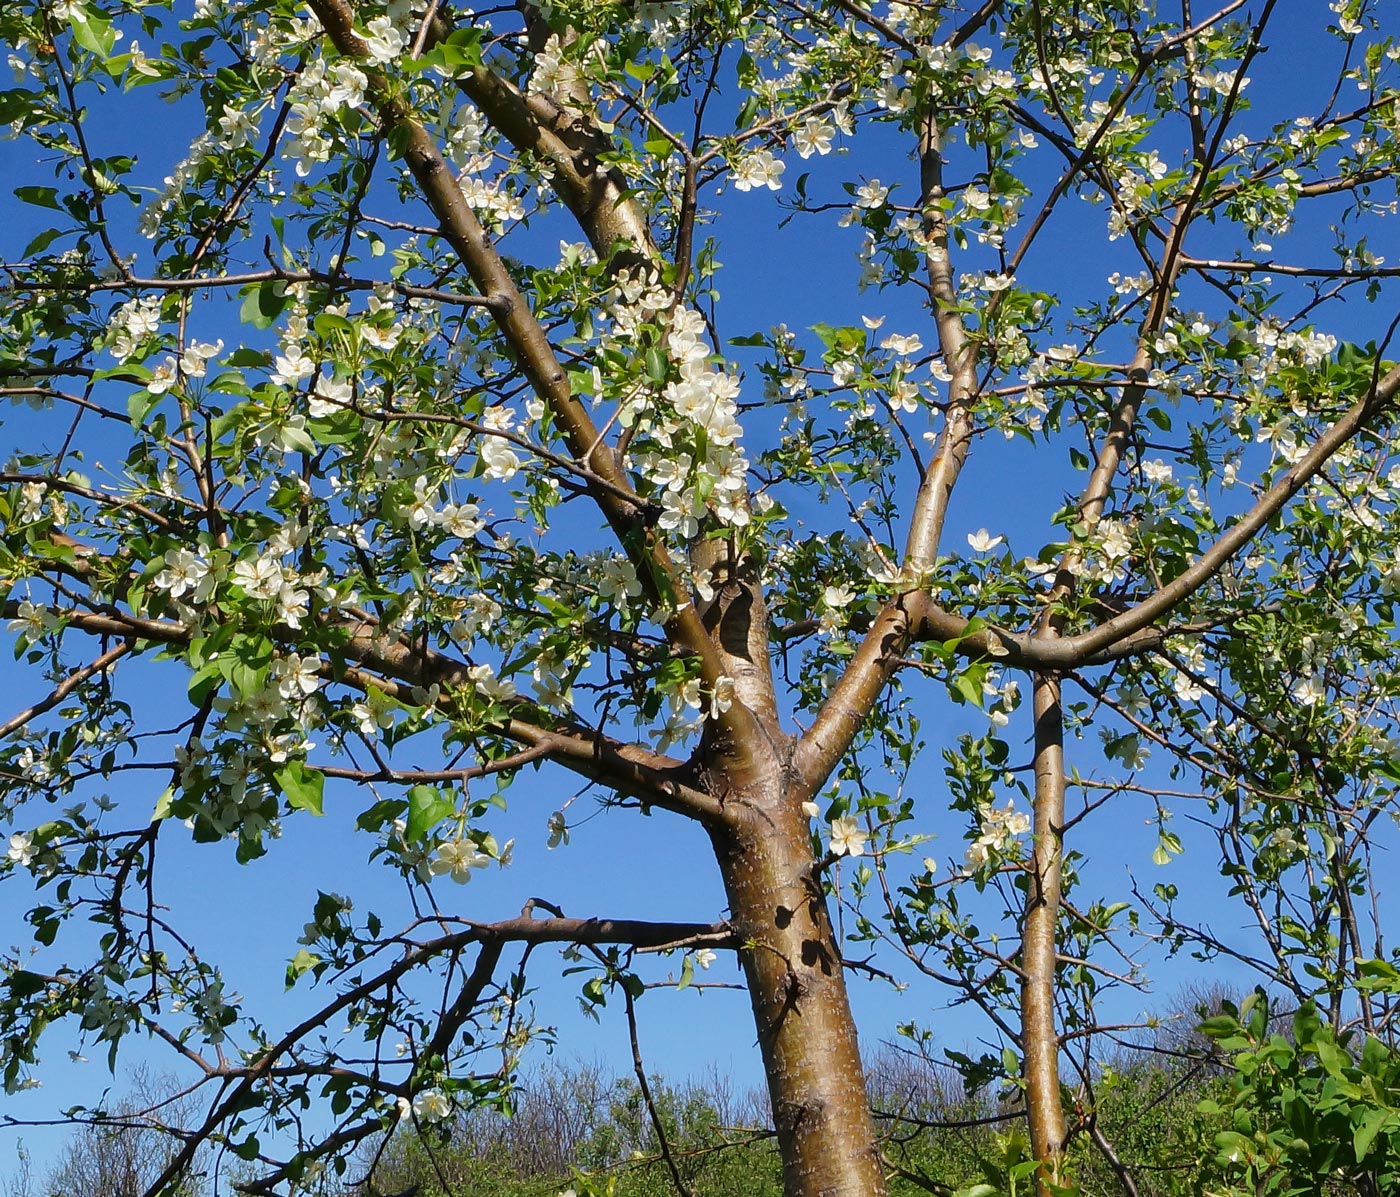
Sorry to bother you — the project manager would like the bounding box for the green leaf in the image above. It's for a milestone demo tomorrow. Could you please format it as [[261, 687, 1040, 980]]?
[[951, 669, 984, 708], [128, 385, 163, 428], [68, 5, 117, 58], [313, 312, 355, 337], [186, 659, 223, 706], [285, 949, 320, 988], [240, 281, 288, 330], [1198, 1014, 1242, 1040], [410, 25, 483, 72], [6, 970, 45, 999], [1356, 958, 1400, 991], [406, 784, 454, 842], [13, 186, 61, 211], [357, 798, 404, 833], [276, 761, 325, 816], [1144, 406, 1173, 430], [151, 786, 175, 823], [644, 345, 669, 385], [23, 227, 68, 257], [1354, 1109, 1391, 1161]]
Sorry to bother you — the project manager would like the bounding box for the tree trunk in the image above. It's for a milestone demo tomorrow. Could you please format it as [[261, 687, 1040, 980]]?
[[711, 795, 887, 1197], [1024, 673, 1068, 1193]]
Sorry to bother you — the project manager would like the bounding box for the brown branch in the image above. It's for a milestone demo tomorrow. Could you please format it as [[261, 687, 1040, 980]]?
[[793, 105, 977, 796], [1061, 357, 1400, 662], [0, 640, 132, 738], [625, 986, 696, 1197], [82, 269, 498, 309], [0, 589, 721, 821], [0, 473, 184, 533], [419, 12, 786, 744], [329, 629, 722, 821], [305, 0, 747, 740], [1021, 674, 1068, 1174], [1183, 255, 1400, 280], [140, 912, 735, 1196]]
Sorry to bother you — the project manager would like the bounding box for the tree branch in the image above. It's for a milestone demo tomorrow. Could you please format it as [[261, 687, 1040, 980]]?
[[305, 0, 760, 752]]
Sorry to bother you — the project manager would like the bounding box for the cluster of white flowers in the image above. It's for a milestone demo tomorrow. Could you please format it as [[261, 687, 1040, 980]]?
[[270, 652, 321, 701], [1288, 633, 1332, 707], [7, 831, 34, 867], [14, 480, 66, 526], [1108, 270, 1153, 297], [278, 55, 369, 177], [166, 338, 223, 389], [230, 538, 327, 631], [528, 33, 583, 95], [171, 737, 286, 840], [442, 100, 489, 170], [1141, 458, 1174, 486], [964, 800, 1031, 870], [967, 528, 1003, 554], [1193, 65, 1248, 98], [11, 744, 54, 785], [983, 675, 1021, 728], [1168, 640, 1209, 703], [107, 296, 163, 363], [457, 175, 527, 227], [946, 169, 1027, 243], [732, 150, 785, 192], [631, 0, 690, 43], [603, 285, 751, 536], [348, 688, 396, 738], [307, 373, 352, 418], [153, 548, 213, 602], [467, 662, 516, 702], [531, 653, 573, 711], [594, 554, 642, 610], [1079, 517, 1134, 584], [651, 673, 708, 751], [793, 115, 835, 158], [138, 133, 213, 238], [1251, 320, 1338, 368], [400, 475, 485, 541], [478, 407, 523, 481], [448, 593, 502, 644]]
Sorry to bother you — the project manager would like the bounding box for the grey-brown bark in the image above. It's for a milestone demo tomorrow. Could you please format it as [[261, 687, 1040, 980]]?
[[712, 792, 887, 1197]]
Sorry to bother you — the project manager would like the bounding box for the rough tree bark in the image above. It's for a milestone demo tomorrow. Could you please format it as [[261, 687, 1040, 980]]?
[[713, 790, 888, 1197]]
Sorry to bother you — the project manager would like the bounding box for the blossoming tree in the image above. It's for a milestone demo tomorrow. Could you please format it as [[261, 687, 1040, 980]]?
[[4, 0, 1400, 1195]]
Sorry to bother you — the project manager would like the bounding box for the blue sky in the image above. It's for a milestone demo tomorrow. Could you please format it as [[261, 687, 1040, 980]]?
[[2, 2, 1396, 1180]]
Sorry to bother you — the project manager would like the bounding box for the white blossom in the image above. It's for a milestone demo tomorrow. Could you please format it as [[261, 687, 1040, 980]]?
[[7, 832, 33, 866], [828, 816, 868, 857], [430, 840, 490, 883], [733, 150, 785, 192], [411, 1088, 453, 1121]]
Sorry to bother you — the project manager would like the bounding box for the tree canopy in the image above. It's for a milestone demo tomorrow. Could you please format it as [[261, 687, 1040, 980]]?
[[5, 1, 1400, 1195]]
